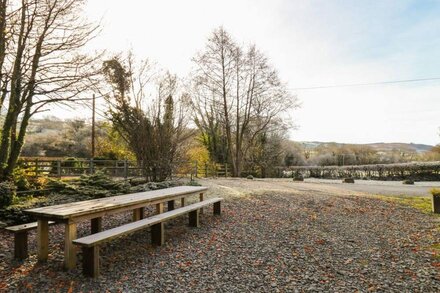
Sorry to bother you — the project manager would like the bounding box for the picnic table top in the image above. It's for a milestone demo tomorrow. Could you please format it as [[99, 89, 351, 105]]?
[[24, 185, 208, 220]]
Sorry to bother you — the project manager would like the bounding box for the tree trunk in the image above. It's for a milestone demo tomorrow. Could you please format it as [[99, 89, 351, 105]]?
[[0, 109, 18, 178], [5, 106, 31, 177]]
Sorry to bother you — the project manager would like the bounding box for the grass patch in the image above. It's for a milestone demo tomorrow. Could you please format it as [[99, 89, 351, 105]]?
[[430, 243, 440, 259], [373, 195, 440, 260], [373, 194, 437, 216]]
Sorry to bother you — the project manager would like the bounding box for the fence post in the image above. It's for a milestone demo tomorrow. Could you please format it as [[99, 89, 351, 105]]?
[[89, 158, 94, 175], [225, 163, 228, 177], [34, 159, 39, 177], [57, 160, 61, 178], [205, 163, 208, 178], [124, 159, 128, 180]]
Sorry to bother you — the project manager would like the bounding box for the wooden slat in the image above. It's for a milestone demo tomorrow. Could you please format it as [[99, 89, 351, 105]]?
[[25, 186, 208, 219], [64, 222, 77, 269], [6, 221, 55, 233], [73, 197, 223, 247], [37, 220, 49, 262], [82, 246, 100, 278], [14, 232, 28, 259]]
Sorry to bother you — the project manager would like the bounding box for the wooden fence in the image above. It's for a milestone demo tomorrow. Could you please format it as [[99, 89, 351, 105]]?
[[17, 158, 440, 181], [17, 158, 231, 179]]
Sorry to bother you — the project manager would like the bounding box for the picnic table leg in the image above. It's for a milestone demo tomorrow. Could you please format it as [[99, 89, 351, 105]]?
[[14, 232, 28, 259], [167, 200, 175, 211], [189, 210, 200, 227], [91, 217, 102, 234], [132, 208, 144, 221], [64, 222, 77, 270], [152, 202, 164, 245], [214, 202, 221, 215], [82, 246, 100, 278], [156, 202, 164, 214], [199, 192, 204, 214], [181, 197, 185, 207], [37, 219, 49, 262]]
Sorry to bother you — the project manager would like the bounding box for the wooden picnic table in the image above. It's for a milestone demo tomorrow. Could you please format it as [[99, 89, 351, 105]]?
[[24, 185, 208, 269]]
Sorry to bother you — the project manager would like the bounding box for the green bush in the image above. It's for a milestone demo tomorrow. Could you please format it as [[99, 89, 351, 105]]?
[[403, 179, 415, 185], [0, 181, 16, 208], [129, 177, 149, 186], [129, 180, 182, 193], [77, 172, 129, 191], [64, 171, 130, 198], [247, 175, 254, 180], [13, 167, 30, 191], [62, 157, 78, 167], [186, 180, 201, 186], [293, 174, 304, 181], [46, 178, 76, 193]]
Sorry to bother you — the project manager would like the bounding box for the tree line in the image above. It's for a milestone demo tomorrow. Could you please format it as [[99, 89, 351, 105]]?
[[0, 0, 100, 180], [1, 1, 438, 182], [0, 0, 299, 181]]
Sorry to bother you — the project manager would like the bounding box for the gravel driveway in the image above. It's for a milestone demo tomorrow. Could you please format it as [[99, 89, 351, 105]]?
[[304, 178, 440, 197], [0, 178, 439, 292]]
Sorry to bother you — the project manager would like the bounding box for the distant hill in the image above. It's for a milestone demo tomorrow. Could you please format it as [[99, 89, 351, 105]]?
[[299, 141, 434, 153], [365, 142, 433, 153]]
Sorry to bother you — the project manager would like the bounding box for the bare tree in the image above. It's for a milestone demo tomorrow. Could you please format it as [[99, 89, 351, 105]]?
[[190, 27, 299, 176], [0, 0, 101, 179]]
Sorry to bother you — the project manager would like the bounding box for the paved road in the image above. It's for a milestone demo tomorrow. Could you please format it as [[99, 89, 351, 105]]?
[[202, 178, 440, 197], [298, 178, 439, 197]]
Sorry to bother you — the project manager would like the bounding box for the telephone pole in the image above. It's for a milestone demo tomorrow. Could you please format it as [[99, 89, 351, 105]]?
[[91, 94, 96, 158]]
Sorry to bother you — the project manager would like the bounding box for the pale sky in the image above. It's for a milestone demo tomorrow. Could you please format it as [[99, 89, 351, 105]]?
[[56, 0, 440, 145]]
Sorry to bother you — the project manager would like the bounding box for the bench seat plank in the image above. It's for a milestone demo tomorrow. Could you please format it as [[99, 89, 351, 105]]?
[[73, 198, 224, 247], [5, 221, 56, 259], [6, 221, 55, 233]]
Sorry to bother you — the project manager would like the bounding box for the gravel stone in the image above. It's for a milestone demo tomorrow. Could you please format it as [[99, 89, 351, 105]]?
[[0, 178, 439, 292]]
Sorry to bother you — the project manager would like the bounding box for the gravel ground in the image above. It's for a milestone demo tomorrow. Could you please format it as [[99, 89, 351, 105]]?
[[304, 178, 440, 197], [0, 178, 439, 292]]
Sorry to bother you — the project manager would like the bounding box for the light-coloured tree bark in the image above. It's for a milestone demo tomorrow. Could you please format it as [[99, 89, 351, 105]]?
[[0, 0, 101, 179], [190, 27, 299, 177]]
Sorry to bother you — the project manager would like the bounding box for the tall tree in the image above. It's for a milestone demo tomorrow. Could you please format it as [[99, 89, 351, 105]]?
[[190, 27, 299, 176], [103, 54, 191, 181], [0, 0, 100, 179]]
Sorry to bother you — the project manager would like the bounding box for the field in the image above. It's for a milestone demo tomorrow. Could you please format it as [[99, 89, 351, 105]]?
[[0, 178, 439, 292]]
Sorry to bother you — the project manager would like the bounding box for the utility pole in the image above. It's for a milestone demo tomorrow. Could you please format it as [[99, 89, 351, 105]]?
[[91, 94, 96, 158]]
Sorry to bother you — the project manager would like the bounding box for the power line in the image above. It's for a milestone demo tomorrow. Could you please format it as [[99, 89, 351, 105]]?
[[290, 77, 440, 91]]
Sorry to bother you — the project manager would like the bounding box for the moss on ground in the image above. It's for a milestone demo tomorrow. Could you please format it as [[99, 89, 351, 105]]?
[[0, 175, 194, 226]]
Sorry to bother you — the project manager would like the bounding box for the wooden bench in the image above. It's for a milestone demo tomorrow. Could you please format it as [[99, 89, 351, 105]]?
[[5, 221, 56, 259], [25, 185, 208, 270], [73, 197, 223, 277]]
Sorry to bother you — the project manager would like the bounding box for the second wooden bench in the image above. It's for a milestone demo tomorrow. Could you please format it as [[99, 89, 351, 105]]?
[[73, 197, 223, 277]]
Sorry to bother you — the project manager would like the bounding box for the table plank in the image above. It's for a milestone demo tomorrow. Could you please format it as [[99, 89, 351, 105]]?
[[25, 186, 208, 219]]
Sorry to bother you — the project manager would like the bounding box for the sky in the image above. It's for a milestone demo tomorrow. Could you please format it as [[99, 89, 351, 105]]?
[[59, 0, 440, 145]]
